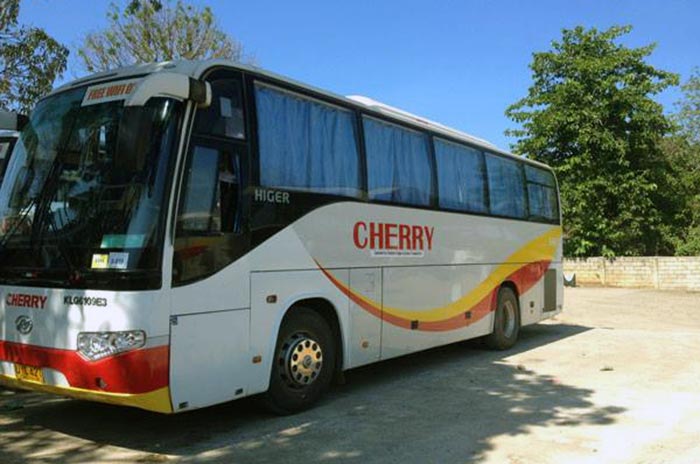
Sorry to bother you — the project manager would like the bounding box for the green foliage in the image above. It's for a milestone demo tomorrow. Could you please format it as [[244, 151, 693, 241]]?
[[673, 69, 700, 144], [664, 70, 700, 255], [506, 25, 679, 257], [77, 0, 248, 73], [0, 0, 69, 113]]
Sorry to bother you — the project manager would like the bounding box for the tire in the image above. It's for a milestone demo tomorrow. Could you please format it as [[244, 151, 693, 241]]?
[[484, 286, 520, 350], [263, 307, 336, 415]]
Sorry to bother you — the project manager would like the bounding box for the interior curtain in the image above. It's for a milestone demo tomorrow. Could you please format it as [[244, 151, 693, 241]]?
[[485, 154, 527, 218], [434, 138, 487, 213], [255, 84, 360, 197], [363, 117, 432, 206]]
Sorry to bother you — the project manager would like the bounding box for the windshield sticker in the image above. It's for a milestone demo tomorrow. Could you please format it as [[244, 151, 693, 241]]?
[[108, 252, 129, 270], [91, 254, 109, 269], [81, 78, 141, 107], [100, 234, 146, 249]]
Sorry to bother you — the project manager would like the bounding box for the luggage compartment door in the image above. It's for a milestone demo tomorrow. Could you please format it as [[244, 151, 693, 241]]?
[[347, 268, 382, 368], [169, 310, 250, 411]]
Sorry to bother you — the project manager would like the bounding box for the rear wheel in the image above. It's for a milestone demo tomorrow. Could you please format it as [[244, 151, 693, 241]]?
[[485, 286, 520, 350], [263, 307, 336, 414]]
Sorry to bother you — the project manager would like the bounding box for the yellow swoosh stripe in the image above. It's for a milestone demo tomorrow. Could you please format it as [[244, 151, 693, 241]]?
[[344, 226, 561, 323], [0, 375, 173, 413]]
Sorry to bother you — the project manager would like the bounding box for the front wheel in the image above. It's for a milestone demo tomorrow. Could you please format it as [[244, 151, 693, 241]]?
[[484, 286, 520, 350], [263, 308, 336, 415]]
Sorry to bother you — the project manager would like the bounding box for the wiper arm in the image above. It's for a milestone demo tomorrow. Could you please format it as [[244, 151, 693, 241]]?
[[0, 194, 40, 252], [45, 211, 82, 284]]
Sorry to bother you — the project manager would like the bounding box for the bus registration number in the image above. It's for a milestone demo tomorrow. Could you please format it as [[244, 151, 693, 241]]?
[[14, 364, 43, 383]]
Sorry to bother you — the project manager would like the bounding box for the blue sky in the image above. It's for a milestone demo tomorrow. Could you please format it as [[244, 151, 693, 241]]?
[[19, 0, 700, 150]]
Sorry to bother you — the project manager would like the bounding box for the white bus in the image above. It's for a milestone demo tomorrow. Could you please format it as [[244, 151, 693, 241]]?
[[0, 60, 562, 414]]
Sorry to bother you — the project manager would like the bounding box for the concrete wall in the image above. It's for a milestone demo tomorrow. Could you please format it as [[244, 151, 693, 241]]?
[[563, 257, 700, 291]]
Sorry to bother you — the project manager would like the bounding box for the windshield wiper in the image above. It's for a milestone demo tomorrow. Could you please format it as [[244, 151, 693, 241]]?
[[30, 159, 85, 285], [45, 211, 82, 284], [0, 193, 40, 252]]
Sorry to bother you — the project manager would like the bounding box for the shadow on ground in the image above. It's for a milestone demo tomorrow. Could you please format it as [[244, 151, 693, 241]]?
[[0, 322, 625, 463]]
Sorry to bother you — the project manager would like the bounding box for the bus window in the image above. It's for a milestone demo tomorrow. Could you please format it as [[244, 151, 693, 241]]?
[[193, 79, 245, 139], [363, 117, 432, 206], [174, 143, 244, 284], [525, 165, 559, 223], [485, 153, 527, 219], [255, 83, 361, 197], [177, 146, 221, 233], [434, 138, 488, 213]]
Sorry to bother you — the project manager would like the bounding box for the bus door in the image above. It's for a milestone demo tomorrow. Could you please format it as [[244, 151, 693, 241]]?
[[168, 71, 252, 411]]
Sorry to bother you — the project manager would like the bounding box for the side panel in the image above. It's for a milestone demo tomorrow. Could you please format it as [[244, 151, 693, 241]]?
[[169, 310, 250, 411], [347, 268, 382, 368], [248, 269, 350, 395], [519, 277, 544, 326], [380, 265, 496, 360]]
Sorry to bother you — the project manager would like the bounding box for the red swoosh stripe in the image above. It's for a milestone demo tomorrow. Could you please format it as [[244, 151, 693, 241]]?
[[318, 260, 551, 332], [0, 341, 168, 394]]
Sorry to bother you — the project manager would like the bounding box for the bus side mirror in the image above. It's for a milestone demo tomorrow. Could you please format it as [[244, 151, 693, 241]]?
[[125, 73, 212, 108], [0, 111, 28, 131]]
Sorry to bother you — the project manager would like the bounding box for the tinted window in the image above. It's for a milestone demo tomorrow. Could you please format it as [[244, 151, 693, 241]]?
[[485, 153, 527, 218], [363, 117, 432, 206], [255, 84, 361, 197], [434, 138, 487, 213], [177, 146, 221, 233], [525, 165, 559, 222], [193, 79, 245, 139], [174, 143, 245, 284]]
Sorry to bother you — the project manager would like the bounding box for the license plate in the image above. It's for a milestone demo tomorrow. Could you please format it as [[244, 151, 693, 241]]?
[[14, 364, 44, 383]]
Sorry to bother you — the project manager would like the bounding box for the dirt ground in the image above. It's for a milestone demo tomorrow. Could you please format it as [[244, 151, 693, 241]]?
[[1, 287, 700, 463]]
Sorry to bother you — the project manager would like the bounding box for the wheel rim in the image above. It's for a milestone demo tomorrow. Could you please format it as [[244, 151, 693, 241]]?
[[279, 333, 323, 388], [502, 300, 516, 338]]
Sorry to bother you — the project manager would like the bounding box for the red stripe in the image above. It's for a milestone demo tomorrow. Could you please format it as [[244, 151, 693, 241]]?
[[417, 290, 495, 331], [0, 341, 168, 394], [317, 265, 413, 328], [508, 260, 551, 296], [318, 260, 551, 332]]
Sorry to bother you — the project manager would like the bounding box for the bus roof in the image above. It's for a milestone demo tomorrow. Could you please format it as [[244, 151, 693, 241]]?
[[49, 59, 552, 171]]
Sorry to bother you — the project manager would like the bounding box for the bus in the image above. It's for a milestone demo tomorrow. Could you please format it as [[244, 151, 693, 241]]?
[[0, 60, 562, 414]]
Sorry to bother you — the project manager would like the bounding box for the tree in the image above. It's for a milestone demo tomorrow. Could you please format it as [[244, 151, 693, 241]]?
[[664, 69, 700, 255], [77, 0, 248, 73], [674, 68, 700, 144], [505, 25, 679, 257], [0, 0, 69, 113]]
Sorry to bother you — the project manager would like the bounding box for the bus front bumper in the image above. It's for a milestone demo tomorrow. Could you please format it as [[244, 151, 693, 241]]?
[[0, 340, 172, 413]]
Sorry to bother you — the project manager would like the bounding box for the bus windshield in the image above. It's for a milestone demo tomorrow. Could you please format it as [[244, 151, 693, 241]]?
[[0, 84, 182, 289]]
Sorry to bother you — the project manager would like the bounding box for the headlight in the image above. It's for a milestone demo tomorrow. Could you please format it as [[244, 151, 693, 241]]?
[[77, 330, 146, 361]]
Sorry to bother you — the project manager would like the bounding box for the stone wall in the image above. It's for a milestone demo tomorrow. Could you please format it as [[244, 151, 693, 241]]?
[[563, 257, 700, 291]]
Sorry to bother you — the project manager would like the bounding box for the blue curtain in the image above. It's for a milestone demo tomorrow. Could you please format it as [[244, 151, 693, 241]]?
[[363, 117, 432, 206], [485, 154, 527, 218], [525, 165, 558, 220], [434, 138, 487, 213], [524, 165, 555, 187], [255, 84, 360, 197]]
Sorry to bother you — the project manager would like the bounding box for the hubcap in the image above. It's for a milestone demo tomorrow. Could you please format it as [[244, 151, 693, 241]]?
[[280, 333, 323, 387], [503, 300, 516, 338]]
